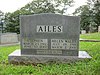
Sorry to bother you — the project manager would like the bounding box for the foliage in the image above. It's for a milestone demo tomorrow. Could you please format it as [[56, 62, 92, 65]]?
[[73, 5, 91, 32], [4, 12, 20, 33], [93, 0, 100, 30], [5, 0, 74, 34], [0, 10, 4, 24], [0, 10, 5, 33], [0, 10, 4, 17], [73, 0, 100, 33]]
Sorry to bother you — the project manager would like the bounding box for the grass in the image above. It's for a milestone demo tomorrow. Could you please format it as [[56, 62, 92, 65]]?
[[0, 33, 100, 75], [80, 32, 100, 40]]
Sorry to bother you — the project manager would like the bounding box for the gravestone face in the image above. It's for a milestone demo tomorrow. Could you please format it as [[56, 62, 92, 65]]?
[[8, 13, 91, 64], [0, 33, 18, 44], [20, 13, 80, 56], [81, 30, 86, 34], [98, 26, 100, 32]]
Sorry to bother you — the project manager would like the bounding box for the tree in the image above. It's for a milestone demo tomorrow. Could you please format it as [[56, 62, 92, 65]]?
[[0, 10, 4, 33], [73, 5, 92, 32], [20, 0, 74, 14], [93, 0, 100, 31], [5, 11, 20, 34], [73, 0, 100, 32], [5, 0, 74, 34]]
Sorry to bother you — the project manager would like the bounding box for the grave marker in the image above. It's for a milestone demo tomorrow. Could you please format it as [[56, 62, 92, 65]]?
[[8, 13, 91, 64]]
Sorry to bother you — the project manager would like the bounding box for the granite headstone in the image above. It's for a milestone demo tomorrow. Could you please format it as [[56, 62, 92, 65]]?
[[20, 14, 80, 56], [8, 13, 91, 64]]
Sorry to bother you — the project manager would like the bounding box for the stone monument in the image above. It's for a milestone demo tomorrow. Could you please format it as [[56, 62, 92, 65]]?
[[81, 30, 86, 34], [98, 26, 100, 32], [0, 33, 18, 44], [8, 13, 91, 64]]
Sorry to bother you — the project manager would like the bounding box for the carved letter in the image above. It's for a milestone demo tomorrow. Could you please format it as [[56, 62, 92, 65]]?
[[38, 26, 43, 32]]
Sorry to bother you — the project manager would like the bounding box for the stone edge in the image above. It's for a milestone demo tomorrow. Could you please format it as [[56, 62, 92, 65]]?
[[8, 49, 92, 64]]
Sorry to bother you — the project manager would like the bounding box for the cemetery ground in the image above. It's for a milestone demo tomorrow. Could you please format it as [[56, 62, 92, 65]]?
[[0, 33, 100, 75]]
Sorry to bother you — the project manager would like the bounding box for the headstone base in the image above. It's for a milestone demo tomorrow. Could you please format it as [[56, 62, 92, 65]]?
[[8, 49, 91, 64]]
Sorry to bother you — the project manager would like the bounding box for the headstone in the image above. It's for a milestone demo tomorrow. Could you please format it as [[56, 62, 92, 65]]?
[[21, 14, 80, 56], [98, 26, 100, 32], [8, 13, 91, 64], [81, 30, 86, 34], [17, 34, 20, 41], [0, 33, 18, 44]]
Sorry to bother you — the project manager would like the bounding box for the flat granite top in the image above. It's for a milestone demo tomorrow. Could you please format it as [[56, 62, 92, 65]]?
[[0, 42, 20, 46]]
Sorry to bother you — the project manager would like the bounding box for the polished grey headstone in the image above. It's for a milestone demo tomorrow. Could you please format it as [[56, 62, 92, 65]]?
[[8, 49, 91, 64], [20, 13, 80, 56]]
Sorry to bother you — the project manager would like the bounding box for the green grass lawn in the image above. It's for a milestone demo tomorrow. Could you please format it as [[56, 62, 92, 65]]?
[[0, 33, 100, 75], [80, 32, 100, 40]]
